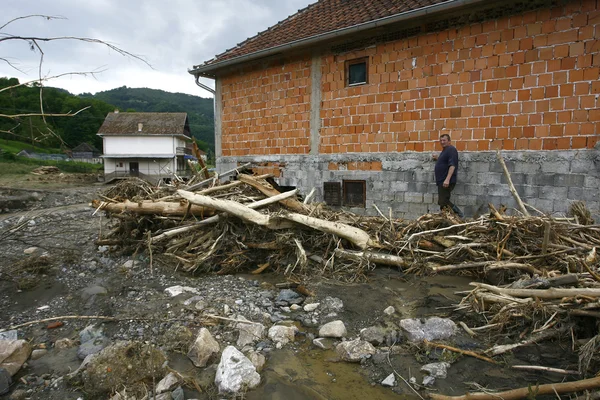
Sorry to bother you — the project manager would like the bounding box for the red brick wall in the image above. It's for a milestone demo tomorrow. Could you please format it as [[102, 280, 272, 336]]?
[[319, 0, 600, 154], [220, 56, 312, 156]]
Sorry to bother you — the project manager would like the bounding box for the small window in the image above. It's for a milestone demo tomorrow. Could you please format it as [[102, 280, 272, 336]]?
[[343, 180, 366, 207], [346, 58, 368, 86], [324, 182, 342, 206]]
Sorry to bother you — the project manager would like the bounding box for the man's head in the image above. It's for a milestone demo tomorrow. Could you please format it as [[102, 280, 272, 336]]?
[[439, 134, 451, 148]]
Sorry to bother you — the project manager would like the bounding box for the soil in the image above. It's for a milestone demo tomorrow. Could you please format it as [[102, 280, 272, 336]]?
[[0, 177, 583, 400]]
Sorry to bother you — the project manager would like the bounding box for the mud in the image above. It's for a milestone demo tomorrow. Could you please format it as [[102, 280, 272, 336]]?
[[0, 182, 581, 399]]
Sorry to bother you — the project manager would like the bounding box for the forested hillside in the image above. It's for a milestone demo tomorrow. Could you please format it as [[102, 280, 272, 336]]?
[[0, 78, 215, 153], [81, 86, 214, 150], [0, 77, 115, 150]]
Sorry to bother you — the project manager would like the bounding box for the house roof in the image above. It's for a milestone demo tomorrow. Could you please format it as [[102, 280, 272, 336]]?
[[97, 112, 191, 137], [72, 142, 100, 153], [191, 0, 470, 75]]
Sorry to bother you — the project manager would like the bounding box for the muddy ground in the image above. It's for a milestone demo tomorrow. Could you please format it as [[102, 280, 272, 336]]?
[[0, 177, 586, 399]]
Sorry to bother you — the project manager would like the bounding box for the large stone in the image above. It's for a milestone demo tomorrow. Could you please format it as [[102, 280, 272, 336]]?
[[335, 339, 376, 362], [322, 296, 344, 312], [235, 316, 265, 347], [0, 331, 17, 341], [0, 368, 11, 395], [0, 340, 32, 376], [156, 372, 180, 394], [78, 325, 109, 360], [275, 289, 304, 306], [187, 328, 219, 368], [164, 286, 200, 297], [267, 325, 298, 347], [245, 351, 266, 372], [421, 362, 451, 379], [381, 373, 396, 387], [81, 341, 167, 396], [318, 320, 347, 338], [303, 303, 320, 312], [399, 317, 457, 342], [215, 346, 260, 394], [360, 326, 385, 345]]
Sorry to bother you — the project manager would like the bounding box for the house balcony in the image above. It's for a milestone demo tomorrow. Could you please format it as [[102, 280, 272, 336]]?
[[176, 146, 193, 156]]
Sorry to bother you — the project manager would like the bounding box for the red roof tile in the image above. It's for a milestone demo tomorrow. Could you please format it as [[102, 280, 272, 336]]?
[[197, 0, 451, 69]]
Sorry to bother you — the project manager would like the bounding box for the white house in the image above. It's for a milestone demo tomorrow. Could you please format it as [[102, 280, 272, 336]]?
[[97, 111, 193, 182]]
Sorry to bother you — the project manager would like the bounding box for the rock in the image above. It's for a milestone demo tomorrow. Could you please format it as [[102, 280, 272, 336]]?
[[381, 373, 396, 387], [0, 331, 17, 341], [156, 372, 180, 394], [164, 286, 200, 297], [81, 341, 167, 396], [196, 364, 217, 388], [30, 349, 48, 360], [187, 328, 219, 368], [215, 346, 260, 394], [421, 362, 451, 379], [335, 339, 376, 362], [80, 285, 108, 302], [384, 306, 395, 315], [77, 326, 109, 360], [267, 325, 298, 347], [399, 317, 457, 342], [313, 338, 334, 350], [8, 389, 26, 400], [290, 304, 302, 311], [245, 351, 266, 372], [171, 386, 184, 400], [303, 303, 320, 312], [0, 368, 11, 395], [371, 352, 389, 366], [422, 375, 436, 386], [319, 320, 347, 338], [384, 330, 401, 347], [0, 339, 32, 375], [23, 246, 39, 255], [360, 326, 385, 345], [275, 289, 304, 306], [54, 338, 76, 349], [236, 316, 265, 348], [322, 296, 344, 312]]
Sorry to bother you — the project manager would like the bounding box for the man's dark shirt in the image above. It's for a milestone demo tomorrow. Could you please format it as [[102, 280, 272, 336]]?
[[435, 145, 459, 186]]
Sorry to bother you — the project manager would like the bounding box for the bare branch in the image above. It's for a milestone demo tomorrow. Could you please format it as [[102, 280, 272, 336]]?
[[0, 71, 107, 94], [0, 106, 91, 119], [0, 15, 66, 31]]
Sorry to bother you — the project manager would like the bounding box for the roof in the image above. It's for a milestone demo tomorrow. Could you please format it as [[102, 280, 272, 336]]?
[[97, 112, 191, 137], [191, 0, 461, 74], [72, 142, 100, 153]]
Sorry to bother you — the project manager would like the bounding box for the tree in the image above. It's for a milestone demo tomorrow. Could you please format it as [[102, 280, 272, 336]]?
[[0, 14, 150, 144]]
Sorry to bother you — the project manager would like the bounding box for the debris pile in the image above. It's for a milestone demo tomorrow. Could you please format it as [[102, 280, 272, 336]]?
[[91, 167, 600, 395]]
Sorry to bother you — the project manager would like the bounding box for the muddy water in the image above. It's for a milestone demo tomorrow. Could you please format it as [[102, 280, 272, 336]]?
[[240, 270, 475, 400]]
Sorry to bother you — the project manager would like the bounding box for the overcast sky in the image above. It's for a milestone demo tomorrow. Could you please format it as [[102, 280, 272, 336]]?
[[1, 0, 315, 98]]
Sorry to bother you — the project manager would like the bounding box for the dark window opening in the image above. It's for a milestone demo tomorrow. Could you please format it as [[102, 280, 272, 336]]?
[[346, 58, 368, 86], [323, 182, 342, 206], [343, 180, 366, 208]]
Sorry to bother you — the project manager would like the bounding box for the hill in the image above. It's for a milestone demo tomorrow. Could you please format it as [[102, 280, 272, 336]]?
[[81, 86, 214, 150]]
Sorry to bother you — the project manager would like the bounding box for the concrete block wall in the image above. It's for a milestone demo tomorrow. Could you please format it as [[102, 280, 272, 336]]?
[[219, 148, 600, 220]]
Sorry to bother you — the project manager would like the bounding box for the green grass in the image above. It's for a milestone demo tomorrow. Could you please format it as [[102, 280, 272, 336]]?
[[0, 138, 63, 155]]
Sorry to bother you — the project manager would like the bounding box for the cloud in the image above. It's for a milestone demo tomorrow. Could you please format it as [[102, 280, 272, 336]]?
[[0, 0, 315, 97]]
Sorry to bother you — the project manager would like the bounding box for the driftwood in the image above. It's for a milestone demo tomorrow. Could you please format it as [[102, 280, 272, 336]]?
[[198, 173, 271, 195], [334, 248, 406, 267], [151, 189, 299, 243], [496, 151, 530, 216], [91, 199, 212, 217], [472, 282, 600, 300], [429, 375, 600, 400], [237, 174, 306, 213], [424, 340, 497, 364], [185, 162, 251, 191], [485, 328, 562, 356]]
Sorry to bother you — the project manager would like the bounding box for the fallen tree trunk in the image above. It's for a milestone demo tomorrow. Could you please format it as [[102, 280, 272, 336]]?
[[471, 282, 600, 299], [334, 248, 405, 267], [429, 375, 600, 400], [177, 190, 293, 229], [237, 174, 306, 213], [283, 212, 376, 250], [152, 189, 299, 243], [91, 199, 212, 217]]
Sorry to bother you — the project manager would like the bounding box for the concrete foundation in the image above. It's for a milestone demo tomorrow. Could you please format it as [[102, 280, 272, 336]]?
[[218, 148, 600, 220]]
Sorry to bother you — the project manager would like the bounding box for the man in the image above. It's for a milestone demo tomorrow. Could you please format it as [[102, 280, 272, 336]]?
[[434, 134, 464, 218]]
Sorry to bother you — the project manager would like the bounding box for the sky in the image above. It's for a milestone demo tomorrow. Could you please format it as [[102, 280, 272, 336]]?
[[1, 0, 315, 98]]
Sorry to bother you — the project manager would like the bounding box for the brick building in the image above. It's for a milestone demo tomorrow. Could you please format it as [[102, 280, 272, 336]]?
[[190, 0, 600, 218]]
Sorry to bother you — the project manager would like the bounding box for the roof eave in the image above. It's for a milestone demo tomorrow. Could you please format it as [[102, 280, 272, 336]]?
[[189, 0, 487, 77]]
